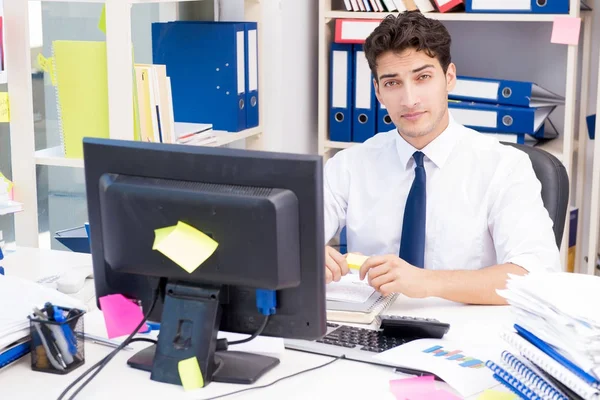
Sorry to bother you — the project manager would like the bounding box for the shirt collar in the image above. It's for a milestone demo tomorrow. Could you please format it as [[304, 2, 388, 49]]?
[[394, 113, 463, 170]]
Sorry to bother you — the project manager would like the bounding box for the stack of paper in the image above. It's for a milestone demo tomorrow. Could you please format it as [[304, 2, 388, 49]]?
[[495, 272, 600, 398]]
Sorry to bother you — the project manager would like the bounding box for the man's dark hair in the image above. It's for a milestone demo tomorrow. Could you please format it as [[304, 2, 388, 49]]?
[[363, 11, 452, 81]]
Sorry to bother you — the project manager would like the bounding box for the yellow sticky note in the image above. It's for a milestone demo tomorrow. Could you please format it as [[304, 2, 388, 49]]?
[[0, 93, 10, 123], [98, 5, 106, 34], [153, 221, 218, 273], [178, 357, 204, 390], [346, 253, 369, 270], [477, 389, 517, 400]]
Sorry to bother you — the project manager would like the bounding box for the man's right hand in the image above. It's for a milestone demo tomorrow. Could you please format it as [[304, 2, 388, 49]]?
[[325, 246, 349, 284]]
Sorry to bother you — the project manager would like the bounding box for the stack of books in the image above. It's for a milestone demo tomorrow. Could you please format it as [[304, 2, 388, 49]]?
[[490, 272, 600, 399], [448, 75, 565, 146]]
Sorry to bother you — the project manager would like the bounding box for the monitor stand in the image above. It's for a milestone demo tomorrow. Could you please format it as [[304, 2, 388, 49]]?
[[127, 282, 280, 386]]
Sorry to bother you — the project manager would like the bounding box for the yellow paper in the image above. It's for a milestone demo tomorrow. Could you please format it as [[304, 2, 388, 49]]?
[[53, 41, 110, 159], [178, 357, 204, 390], [477, 390, 517, 400], [0, 93, 10, 123], [153, 221, 219, 273], [98, 5, 106, 34], [346, 253, 369, 270]]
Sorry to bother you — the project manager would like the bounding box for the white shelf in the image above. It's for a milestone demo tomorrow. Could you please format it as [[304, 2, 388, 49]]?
[[0, 72, 7, 85], [324, 10, 590, 22], [34, 128, 263, 168], [0, 201, 23, 216]]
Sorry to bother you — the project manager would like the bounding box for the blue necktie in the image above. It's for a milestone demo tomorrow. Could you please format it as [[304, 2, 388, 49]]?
[[400, 151, 426, 269]]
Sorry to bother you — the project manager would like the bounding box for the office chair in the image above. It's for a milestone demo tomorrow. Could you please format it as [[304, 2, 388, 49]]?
[[501, 142, 569, 247]]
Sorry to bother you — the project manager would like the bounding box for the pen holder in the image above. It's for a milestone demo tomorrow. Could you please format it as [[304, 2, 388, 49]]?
[[28, 306, 86, 374]]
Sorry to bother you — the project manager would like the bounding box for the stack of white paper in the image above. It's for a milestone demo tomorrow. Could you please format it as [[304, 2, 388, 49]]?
[[0, 274, 86, 350], [497, 272, 600, 379]]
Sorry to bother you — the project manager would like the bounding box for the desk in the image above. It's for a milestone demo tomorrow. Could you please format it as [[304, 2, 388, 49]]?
[[0, 248, 510, 399]]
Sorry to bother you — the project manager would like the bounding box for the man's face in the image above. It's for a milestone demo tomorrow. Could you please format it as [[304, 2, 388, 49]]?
[[374, 49, 456, 140]]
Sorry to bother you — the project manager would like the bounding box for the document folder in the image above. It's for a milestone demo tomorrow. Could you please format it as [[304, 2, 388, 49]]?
[[377, 102, 394, 133], [465, 0, 569, 14], [329, 43, 354, 142], [352, 45, 376, 143], [152, 22, 247, 132], [448, 101, 555, 135], [450, 76, 564, 108]]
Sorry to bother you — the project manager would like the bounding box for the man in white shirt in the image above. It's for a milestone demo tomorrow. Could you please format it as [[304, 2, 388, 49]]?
[[324, 11, 561, 305]]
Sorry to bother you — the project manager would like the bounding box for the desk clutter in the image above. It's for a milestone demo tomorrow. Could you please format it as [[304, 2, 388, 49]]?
[[0, 274, 87, 372], [493, 272, 600, 399]]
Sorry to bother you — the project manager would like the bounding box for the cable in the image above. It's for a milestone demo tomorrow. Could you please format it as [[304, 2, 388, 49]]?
[[227, 315, 270, 346], [57, 280, 164, 400], [198, 356, 344, 400]]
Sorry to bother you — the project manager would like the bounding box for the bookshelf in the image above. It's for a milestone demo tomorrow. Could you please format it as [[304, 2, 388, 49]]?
[[5, 0, 269, 247], [317, 0, 593, 272]]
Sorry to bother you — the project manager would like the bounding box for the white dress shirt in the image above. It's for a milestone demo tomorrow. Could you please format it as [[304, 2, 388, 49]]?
[[324, 114, 561, 273]]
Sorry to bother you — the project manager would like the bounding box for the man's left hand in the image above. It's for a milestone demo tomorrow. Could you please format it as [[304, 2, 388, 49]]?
[[359, 255, 431, 298]]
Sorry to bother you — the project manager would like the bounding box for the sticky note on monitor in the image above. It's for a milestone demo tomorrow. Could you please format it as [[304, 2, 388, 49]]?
[[153, 221, 218, 273], [178, 357, 204, 390], [551, 16, 581, 45], [98, 294, 149, 339], [346, 253, 369, 270]]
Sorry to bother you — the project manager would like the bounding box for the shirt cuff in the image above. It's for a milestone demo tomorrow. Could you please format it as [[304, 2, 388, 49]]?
[[505, 254, 545, 273]]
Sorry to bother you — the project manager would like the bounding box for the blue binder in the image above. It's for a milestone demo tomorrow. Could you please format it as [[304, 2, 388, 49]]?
[[376, 102, 394, 133], [465, 0, 569, 13], [244, 22, 259, 129], [450, 76, 564, 108], [587, 114, 596, 140], [152, 22, 247, 132], [162, 21, 259, 130], [448, 100, 555, 135], [352, 44, 376, 143], [329, 43, 353, 142]]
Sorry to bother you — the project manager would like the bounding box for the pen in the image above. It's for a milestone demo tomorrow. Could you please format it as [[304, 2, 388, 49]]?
[[75, 332, 134, 351]]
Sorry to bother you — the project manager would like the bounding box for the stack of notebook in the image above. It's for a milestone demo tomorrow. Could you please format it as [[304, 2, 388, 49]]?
[[490, 272, 600, 399], [326, 274, 397, 324]]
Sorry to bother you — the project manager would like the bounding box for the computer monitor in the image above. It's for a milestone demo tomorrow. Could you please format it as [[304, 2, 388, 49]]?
[[83, 138, 327, 387]]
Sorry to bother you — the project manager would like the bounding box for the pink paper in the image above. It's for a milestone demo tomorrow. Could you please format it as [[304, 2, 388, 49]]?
[[99, 294, 149, 339], [390, 376, 435, 399], [390, 376, 461, 400], [551, 16, 581, 45]]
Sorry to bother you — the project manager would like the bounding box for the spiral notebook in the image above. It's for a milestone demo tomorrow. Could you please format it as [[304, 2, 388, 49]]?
[[486, 352, 569, 400], [501, 331, 600, 400]]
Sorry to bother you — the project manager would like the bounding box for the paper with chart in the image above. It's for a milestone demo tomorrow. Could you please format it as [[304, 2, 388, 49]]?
[[326, 273, 375, 303], [374, 338, 500, 398]]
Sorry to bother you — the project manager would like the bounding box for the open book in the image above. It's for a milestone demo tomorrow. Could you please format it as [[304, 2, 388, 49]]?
[[326, 274, 397, 324]]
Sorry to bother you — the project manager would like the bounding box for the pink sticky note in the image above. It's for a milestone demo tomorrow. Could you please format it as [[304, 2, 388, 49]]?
[[99, 294, 149, 339], [429, 389, 462, 400], [390, 376, 436, 399], [551, 16, 581, 45]]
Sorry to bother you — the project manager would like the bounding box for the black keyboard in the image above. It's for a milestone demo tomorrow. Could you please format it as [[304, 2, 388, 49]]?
[[317, 322, 413, 353]]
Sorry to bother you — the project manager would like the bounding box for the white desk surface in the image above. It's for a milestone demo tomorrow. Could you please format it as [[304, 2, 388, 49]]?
[[0, 247, 511, 400]]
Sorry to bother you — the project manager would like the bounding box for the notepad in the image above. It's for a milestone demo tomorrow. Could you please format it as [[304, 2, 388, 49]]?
[[326, 274, 375, 303]]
